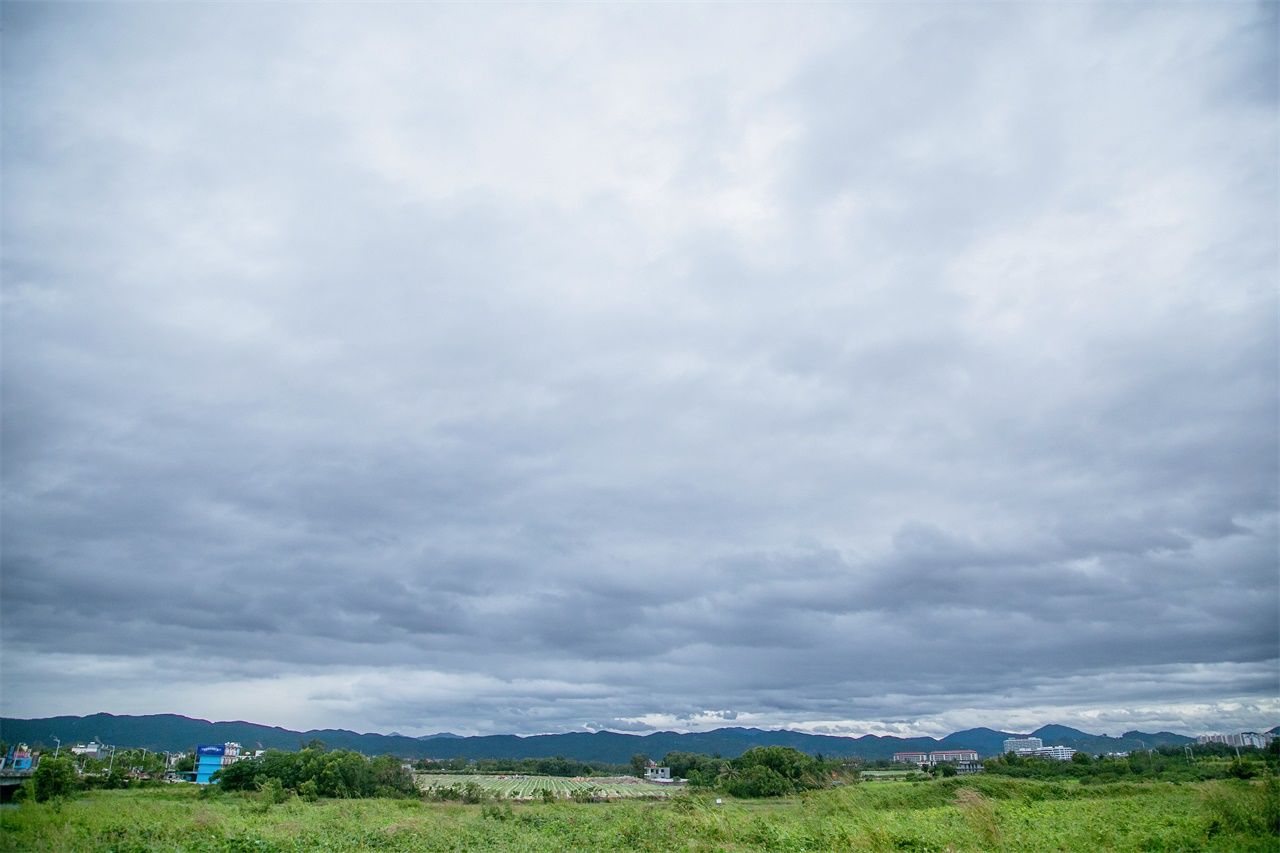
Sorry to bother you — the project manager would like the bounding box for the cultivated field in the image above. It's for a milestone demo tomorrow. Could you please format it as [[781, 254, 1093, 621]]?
[[2, 775, 1276, 851], [415, 773, 678, 799]]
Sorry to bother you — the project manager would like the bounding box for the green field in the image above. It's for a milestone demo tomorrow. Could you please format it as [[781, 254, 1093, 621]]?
[[415, 773, 677, 799], [2, 775, 1276, 851]]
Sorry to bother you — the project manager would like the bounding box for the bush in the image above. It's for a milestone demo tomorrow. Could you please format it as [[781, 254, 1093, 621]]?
[[258, 777, 288, 804], [31, 757, 79, 802], [1202, 776, 1280, 837], [718, 746, 825, 797], [481, 801, 513, 821], [1228, 758, 1260, 780], [721, 765, 794, 798]]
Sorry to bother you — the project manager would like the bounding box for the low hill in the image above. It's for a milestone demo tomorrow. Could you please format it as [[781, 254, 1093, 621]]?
[[0, 713, 1203, 763]]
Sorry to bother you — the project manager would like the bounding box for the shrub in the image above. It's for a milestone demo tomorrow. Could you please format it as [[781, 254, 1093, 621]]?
[[1203, 777, 1278, 837], [481, 801, 513, 821], [258, 777, 288, 804], [1228, 758, 1260, 780], [721, 765, 793, 798], [31, 757, 79, 802], [954, 788, 1000, 847]]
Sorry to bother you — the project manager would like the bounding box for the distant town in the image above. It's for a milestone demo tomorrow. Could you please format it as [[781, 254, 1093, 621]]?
[[3, 725, 1275, 801]]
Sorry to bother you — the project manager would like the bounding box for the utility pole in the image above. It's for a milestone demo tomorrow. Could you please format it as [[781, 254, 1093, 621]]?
[[51, 736, 61, 759]]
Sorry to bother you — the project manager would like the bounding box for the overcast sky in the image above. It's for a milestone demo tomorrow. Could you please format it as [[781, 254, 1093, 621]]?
[[2, 2, 1276, 739]]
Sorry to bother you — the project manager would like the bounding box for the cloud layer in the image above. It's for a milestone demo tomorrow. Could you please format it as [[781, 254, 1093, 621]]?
[[3, 2, 1276, 736]]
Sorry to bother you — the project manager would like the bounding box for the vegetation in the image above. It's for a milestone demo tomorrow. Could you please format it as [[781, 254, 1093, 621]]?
[[29, 758, 78, 803], [2, 774, 1277, 851], [986, 743, 1279, 784], [213, 748, 417, 799]]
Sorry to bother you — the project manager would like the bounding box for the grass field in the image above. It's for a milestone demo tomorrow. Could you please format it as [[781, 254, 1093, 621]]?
[[416, 774, 677, 800], [2, 775, 1276, 851]]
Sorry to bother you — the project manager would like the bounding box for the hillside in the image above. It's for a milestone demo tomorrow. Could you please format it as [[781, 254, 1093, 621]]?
[[0, 713, 1208, 762]]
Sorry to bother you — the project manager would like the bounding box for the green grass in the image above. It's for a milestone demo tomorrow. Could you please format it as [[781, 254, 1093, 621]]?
[[2, 775, 1276, 851]]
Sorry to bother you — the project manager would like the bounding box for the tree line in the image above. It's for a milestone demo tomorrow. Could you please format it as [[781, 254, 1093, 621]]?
[[984, 741, 1279, 783], [644, 746, 842, 797], [214, 747, 417, 799]]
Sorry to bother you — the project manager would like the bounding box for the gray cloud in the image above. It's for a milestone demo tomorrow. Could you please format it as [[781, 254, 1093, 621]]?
[[2, 1, 1275, 737]]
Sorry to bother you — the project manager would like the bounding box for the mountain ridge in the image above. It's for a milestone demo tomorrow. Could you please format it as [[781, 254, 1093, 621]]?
[[0, 713, 1220, 762]]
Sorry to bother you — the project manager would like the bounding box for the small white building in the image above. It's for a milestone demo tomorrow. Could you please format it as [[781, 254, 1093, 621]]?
[[644, 760, 672, 781], [70, 742, 105, 759]]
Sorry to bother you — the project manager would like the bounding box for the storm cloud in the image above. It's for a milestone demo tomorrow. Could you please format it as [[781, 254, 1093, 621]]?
[[2, 2, 1276, 737]]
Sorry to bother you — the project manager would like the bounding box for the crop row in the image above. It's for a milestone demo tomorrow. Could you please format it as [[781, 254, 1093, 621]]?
[[415, 774, 675, 799]]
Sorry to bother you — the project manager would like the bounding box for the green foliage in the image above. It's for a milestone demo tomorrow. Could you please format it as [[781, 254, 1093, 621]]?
[[30, 757, 79, 802], [428, 780, 492, 804], [480, 800, 513, 821], [3, 776, 1277, 852], [1229, 758, 1260, 779], [717, 746, 826, 797], [662, 750, 728, 785], [1202, 775, 1280, 838], [986, 746, 1278, 785], [211, 748, 415, 799], [258, 777, 288, 804], [721, 764, 794, 798]]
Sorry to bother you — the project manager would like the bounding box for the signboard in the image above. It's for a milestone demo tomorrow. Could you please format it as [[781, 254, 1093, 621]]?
[[196, 745, 225, 757]]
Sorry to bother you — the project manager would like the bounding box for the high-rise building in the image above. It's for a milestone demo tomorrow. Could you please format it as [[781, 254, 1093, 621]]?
[[1197, 732, 1275, 749], [1003, 736, 1043, 753]]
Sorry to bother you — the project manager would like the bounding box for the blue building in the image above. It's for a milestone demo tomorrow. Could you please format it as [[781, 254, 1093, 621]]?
[[194, 743, 243, 784], [4, 745, 33, 771]]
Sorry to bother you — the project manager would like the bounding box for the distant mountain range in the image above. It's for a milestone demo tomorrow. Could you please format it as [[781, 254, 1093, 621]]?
[[0, 713, 1237, 762]]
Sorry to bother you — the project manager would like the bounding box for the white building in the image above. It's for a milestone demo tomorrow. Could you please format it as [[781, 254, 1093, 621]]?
[[1003, 737, 1043, 753], [1015, 745, 1076, 761], [643, 760, 672, 782], [1034, 745, 1076, 761], [70, 742, 105, 758]]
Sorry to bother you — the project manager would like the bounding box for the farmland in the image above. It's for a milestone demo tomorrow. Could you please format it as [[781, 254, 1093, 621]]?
[[2, 774, 1277, 851], [415, 773, 677, 799]]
